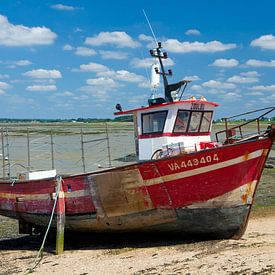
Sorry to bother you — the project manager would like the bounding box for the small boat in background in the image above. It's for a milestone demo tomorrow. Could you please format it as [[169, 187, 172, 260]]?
[[0, 42, 274, 240]]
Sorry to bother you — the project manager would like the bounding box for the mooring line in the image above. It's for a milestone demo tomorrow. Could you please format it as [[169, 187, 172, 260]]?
[[24, 175, 63, 275]]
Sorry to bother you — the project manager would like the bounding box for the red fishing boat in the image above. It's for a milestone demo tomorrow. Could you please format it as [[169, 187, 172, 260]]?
[[0, 42, 274, 240]]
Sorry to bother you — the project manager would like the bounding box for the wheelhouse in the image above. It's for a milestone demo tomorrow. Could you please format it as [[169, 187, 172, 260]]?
[[115, 99, 218, 160]]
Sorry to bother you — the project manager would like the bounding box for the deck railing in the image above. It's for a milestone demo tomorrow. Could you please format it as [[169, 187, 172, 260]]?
[[215, 107, 275, 143], [0, 123, 135, 180]]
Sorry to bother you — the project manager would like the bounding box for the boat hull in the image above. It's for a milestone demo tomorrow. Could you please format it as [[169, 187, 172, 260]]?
[[0, 136, 273, 239]]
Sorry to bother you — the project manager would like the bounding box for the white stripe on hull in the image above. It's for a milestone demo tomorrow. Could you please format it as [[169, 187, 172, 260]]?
[[144, 149, 265, 186]]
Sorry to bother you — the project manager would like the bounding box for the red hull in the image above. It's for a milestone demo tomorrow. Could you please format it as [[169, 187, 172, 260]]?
[[0, 137, 273, 239]]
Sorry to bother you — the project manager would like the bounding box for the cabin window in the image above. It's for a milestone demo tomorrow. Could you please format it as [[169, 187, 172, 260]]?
[[200, 111, 213, 132], [142, 111, 167, 134], [189, 111, 203, 132], [174, 111, 190, 133]]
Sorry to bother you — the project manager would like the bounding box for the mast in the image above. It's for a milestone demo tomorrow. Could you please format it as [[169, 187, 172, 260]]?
[[150, 42, 173, 102], [150, 42, 189, 103]]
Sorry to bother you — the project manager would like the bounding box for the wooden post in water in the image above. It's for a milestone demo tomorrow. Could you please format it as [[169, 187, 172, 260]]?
[[56, 176, 65, 255]]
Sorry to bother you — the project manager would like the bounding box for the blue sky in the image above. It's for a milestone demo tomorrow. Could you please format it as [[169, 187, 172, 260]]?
[[0, 0, 275, 119]]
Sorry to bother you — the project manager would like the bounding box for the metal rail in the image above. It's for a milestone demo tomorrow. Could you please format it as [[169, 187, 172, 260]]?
[[215, 106, 275, 142]]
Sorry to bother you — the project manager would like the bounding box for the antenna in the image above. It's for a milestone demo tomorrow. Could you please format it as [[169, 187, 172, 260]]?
[[142, 10, 158, 46]]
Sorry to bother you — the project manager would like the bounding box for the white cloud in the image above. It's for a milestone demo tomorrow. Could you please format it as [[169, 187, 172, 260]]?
[[99, 50, 128, 60], [86, 77, 119, 88], [85, 31, 140, 48], [0, 89, 5, 94], [115, 70, 145, 82], [57, 91, 74, 97], [250, 34, 275, 50], [131, 57, 174, 68], [249, 85, 275, 92], [183, 75, 201, 81], [96, 69, 146, 83], [51, 4, 80, 11], [246, 59, 275, 67], [32, 79, 56, 84], [138, 34, 154, 42], [78, 62, 109, 73], [190, 84, 202, 91], [14, 60, 32, 66], [62, 44, 74, 51], [0, 81, 11, 90], [211, 58, 239, 68], [163, 39, 236, 53], [72, 95, 89, 101], [219, 92, 242, 101], [240, 71, 260, 77], [23, 69, 62, 79], [0, 14, 57, 46], [85, 89, 110, 102], [185, 29, 201, 36], [227, 75, 258, 84], [75, 47, 97, 56], [202, 80, 236, 89], [26, 85, 57, 91]]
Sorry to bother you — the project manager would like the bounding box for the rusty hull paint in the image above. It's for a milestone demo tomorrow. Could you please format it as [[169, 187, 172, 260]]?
[[0, 135, 273, 239]]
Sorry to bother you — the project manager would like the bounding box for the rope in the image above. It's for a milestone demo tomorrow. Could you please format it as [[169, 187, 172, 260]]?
[[24, 175, 63, 274]]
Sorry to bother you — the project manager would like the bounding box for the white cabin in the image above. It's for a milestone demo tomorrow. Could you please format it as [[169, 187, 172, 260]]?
[[115, 98, 218, 160]]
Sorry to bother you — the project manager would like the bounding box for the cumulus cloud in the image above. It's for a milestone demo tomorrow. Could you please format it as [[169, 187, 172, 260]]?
[[138, 34, 154, 42], [211, 58, 239, 68], [130, 57, 174, 68], [77, 62, 109, 73], [0, 14, 57, 46], [185, 29, 201, 36], [23, 69, 62, 78], [99, 50, 128, 60], [246, 59, 275, 67], [202, 80, 236, 89], [0, 81, 11, 90], [75, 47, 97, 56], [248, 85, 275, 91], [26, 85, 57, 91], [86, 77, 119, 88], [14, 60, 32, 66], [51, 4, 80, 11], [163, 39, 236, 53], [250, 34, 275, 50], [240, 71, 260, 77], [56, 91, 74, 97], [62, 44, 74, 51], [85, 31, 140, 48], [219, 92, 242, 101], [183, 75, 201, 81], [115, 70, 145, 82], [227, 75, 258, 84], [190, 84, 202, 91]]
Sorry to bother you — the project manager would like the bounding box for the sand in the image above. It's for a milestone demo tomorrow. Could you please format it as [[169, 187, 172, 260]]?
[[0, 213, 274, 275]]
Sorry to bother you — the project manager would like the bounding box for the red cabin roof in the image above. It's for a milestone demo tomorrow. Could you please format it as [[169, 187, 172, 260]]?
[[114, 99, 219, 115]]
